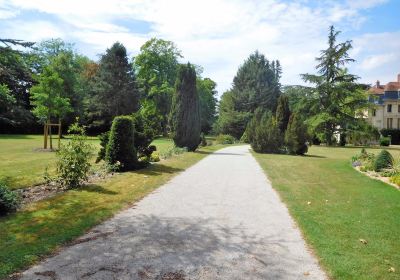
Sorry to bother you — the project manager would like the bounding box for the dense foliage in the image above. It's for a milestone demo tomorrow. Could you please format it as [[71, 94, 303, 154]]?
[[170, 63, 201, 151], [215, 51, 281, 139], [0, 181, 20, 215], [373, 150, 393, 172], [246, 110, 283, 153], [285, 113, 308, 155], [56, 122, 93, 188], [105, 116, 137, 171], [299, 26, 370, 145], [88, 43, 139, 132]]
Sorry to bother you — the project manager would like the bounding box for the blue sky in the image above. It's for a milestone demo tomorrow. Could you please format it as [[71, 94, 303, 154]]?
[[0, 0, 399, 94]]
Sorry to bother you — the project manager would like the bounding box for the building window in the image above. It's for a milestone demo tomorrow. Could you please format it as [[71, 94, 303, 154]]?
[[398, 118, 400, 129], [398, 105, 400, 112], [387, 118, 393, 129], [372, 109, 376, 116], [387, 104, 392, 113]]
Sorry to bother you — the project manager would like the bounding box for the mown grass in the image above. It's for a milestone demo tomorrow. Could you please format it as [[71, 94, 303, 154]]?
[[0, 135, 174, 189], [0, 144, 224, 279], [252, 146, 400, 280]]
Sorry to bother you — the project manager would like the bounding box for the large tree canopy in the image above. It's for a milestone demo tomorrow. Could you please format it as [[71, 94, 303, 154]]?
[[301, 26, 369, 145], [216, 51, 281, 138], [134, 38, 182, 135], [89, 42, 139, 131]]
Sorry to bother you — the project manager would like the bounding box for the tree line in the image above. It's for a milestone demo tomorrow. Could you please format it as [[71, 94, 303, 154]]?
[[0, 38, 217, 137], [214, 26, 374, 153]]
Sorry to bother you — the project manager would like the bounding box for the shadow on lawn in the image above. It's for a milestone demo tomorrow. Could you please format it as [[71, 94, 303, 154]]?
[[78, 184, 119, 195], [134, 164, 184, 177]]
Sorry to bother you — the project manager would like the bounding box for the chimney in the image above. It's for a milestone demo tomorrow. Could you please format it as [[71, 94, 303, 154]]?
[[376, 80, 380, 87]]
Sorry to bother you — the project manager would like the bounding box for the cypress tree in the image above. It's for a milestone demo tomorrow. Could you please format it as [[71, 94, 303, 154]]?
[[284, 113, 308, 155], [276, 95, 290, 133], [170, 63, 201, 151]]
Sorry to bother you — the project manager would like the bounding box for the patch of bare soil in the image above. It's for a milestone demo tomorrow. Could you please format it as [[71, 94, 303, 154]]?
[[16, 172, 115, 207]]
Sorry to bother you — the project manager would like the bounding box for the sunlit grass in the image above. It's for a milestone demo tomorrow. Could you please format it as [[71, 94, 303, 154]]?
[[0, 135, 174, 189], [253, 146, 400, 280]]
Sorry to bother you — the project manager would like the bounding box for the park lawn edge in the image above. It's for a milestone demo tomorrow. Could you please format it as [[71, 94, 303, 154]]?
[[0, 144, 228, 279], [251, 147, 400, 280]]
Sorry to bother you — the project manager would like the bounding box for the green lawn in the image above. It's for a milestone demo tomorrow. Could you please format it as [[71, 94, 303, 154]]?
[[0, 144, 224, 278], [253, 146, 400, 280], [0, 135, 174, 189]]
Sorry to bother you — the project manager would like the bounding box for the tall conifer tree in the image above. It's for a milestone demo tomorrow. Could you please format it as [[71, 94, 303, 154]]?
[[170, 63, 200, 151]]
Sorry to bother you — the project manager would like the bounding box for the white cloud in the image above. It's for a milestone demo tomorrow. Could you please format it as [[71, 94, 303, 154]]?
[[1, 0, 397, 94]]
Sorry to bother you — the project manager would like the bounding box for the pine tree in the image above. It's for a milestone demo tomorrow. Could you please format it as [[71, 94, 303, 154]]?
[[276, 95, 290, 133], [91, 42, 139, 131], [170, 63, 201, 151], [285, 113, 308, 155]]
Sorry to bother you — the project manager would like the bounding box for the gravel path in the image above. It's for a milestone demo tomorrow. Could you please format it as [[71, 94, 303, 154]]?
[[21, 145, 327, 280]]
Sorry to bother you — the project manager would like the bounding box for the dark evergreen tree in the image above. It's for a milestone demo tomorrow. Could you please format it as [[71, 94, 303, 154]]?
[[90, 42, 139, 131], [170, 63, 201, 151], [276, 95, 290, 133], [106, 116, 137, 171], [284, 113, 308, 155], [247, 110, 283, 153], [216, 51, 281, 138], [301, 26, 368, 145]]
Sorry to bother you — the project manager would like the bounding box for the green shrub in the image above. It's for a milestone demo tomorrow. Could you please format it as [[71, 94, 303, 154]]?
[[215, 134, 236, 144], [96, 131, 109, 163], [284, 113, 308, 155], [106, 116, 137, 171], [389, 174, 400, 186], [132, 112, 156, 158], [247, 110, 283, 153], [373, 150, 393, 172], [0, 181, 20, 215], [381, 129, 400, 144], [56, 122, 93, 188], [379, 137, 390, 146], [150, 151, 160, 162]]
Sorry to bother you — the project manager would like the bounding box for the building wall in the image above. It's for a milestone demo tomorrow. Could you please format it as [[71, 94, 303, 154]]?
[[369, 101, 400, 130]]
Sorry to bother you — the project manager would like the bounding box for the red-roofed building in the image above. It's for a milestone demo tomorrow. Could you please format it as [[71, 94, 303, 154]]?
[[367, 74, 400, 130]]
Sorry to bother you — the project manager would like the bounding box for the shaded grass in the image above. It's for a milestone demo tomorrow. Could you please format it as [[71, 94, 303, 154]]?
[[0, 144, 225, 279], [252, 146, 400, 280]]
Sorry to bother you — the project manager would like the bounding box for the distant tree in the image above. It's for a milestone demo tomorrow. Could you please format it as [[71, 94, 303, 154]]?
[[0, 84, 16, 125], [0, 39, 36, 132], [31, 39, 93, 127], [214, 90, 251, 139], [301, 26, 369, 145], [90, 42, 139, 131], [30, 66, 71, 148], [197, 77, 218, 133], [134, 38, 182, 135], [285, 113, 308, 155], [276, 95, 290, 133], [216, 51, 281, 138], [170, 63, 201, 151]]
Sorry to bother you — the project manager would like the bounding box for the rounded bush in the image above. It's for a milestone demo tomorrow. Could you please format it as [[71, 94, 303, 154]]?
[[374, 150, 393, 172], [106, 116, 137, 171], [216, 134, 236, 144], [380, 137, 390, 146], [0, 182, 20, 215]]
